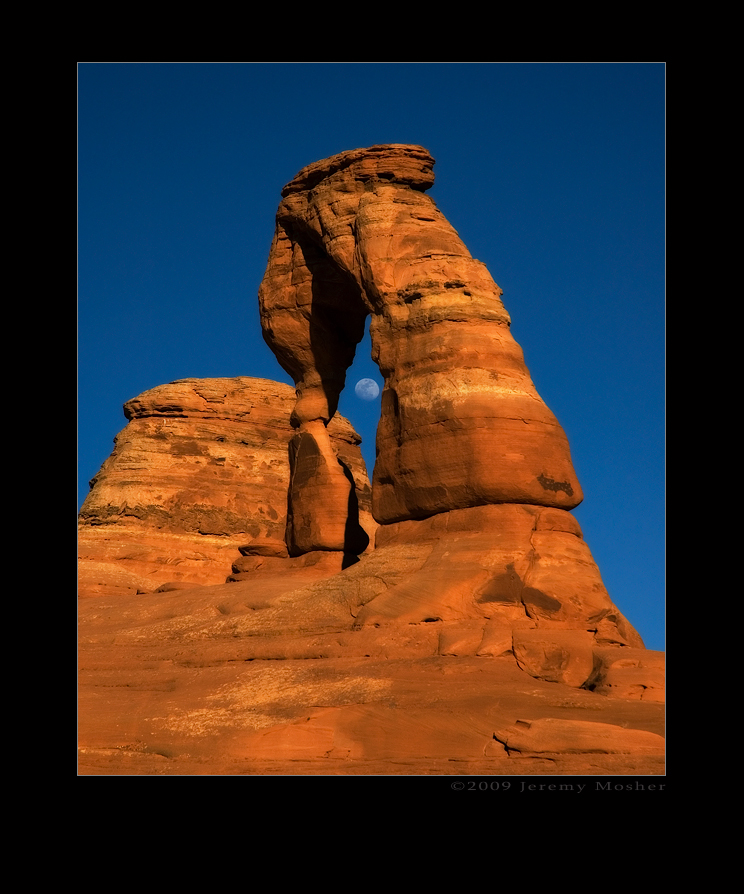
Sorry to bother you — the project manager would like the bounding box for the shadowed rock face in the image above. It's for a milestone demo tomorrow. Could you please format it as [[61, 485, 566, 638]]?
[[259, 144, 583, 542]]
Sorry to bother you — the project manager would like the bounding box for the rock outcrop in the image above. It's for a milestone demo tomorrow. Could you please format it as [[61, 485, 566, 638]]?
[[78, 377, 374, 596]]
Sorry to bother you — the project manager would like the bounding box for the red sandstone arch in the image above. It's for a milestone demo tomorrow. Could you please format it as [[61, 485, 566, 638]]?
[[259, 145, 583, 555]]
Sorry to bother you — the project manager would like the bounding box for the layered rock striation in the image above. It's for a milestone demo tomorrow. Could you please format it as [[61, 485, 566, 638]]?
[[78, 377, 374, 596]]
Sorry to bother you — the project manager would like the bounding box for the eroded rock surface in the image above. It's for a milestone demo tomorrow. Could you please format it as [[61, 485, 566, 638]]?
[[78, 571, 665, 776], [78, 377, 374, 596]]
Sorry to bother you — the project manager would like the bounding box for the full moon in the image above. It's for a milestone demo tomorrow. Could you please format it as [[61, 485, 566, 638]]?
[[354, 378, 380, 401]]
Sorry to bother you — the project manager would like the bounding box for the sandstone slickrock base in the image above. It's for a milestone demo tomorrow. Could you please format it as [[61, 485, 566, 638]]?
[[78, 562, 664, 776], [79, 503, 664, 776]]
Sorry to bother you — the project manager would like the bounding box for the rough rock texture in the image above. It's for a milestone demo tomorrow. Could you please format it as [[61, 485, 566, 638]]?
[[78, 377, 375, 597], [78, 147, 664, 776], [78, 568, 665, 776]]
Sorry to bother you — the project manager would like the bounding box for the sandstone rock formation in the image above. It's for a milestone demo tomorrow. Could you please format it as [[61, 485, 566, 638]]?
[[78, 377, 374, 597], [78, 146, 664, 776], [260, 144, 582, 531], [257, 144, 637, 646]]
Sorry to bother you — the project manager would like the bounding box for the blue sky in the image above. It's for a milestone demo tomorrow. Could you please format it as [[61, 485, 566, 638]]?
[[78, 62, 665, 649]]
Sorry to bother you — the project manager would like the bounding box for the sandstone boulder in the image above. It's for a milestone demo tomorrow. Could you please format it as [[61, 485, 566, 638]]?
[[493, 718, 665, 755]]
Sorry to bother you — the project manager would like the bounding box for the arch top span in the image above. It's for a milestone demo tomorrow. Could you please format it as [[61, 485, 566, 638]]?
[[279, 144, 436, 198], [258, 145, 583, 556]]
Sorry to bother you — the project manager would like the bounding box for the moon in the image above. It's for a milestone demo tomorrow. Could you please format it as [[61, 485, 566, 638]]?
[[354, 378, 380, 401]]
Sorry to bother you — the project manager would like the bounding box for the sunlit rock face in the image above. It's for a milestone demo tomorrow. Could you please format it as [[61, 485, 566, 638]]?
[[78, 377, 374, 595], [258, 144, 583, 538]]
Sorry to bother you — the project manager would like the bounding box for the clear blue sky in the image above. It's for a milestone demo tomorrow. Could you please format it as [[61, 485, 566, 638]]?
[[78, 62, 665, 649]]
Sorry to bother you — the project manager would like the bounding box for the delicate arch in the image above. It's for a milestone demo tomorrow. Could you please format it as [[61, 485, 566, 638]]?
[[259, 145, 583, 555]]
